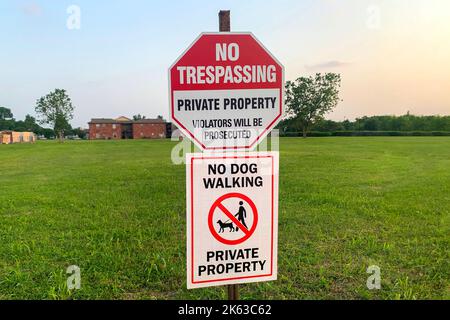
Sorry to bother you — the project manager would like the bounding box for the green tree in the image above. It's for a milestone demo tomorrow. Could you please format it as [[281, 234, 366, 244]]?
[[0, 107, 13, 120], [0, 118, 15, 131], [363, 117, 379, 131], [40, 128, 55, 139], [133, 114, 146, 121], [70, 127, 87, 139], [23, 114, 41, 132], [342, 119, 353, 130], [311, 119, 343, 132], [285, 73, 342, 137], [35, 89, 74, 142]]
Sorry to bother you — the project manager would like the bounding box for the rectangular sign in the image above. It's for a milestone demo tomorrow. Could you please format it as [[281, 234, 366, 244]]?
[[186, 152, 279, 289], [173, 89, 280, 146]]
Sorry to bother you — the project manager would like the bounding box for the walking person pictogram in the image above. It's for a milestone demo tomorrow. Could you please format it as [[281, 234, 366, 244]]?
[[234, 201, 248, 232]]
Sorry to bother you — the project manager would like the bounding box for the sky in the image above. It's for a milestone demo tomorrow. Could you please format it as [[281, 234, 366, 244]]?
[[1, 0, 450, 128]]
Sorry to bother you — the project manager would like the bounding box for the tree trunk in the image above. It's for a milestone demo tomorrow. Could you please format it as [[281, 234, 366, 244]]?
[[58, 130, 64, 143], [302, 127, 308, 138]]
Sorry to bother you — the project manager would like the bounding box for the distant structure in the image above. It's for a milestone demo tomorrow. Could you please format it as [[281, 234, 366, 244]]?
[[88, 116, 170, 140], [0, 131, 36, 144]]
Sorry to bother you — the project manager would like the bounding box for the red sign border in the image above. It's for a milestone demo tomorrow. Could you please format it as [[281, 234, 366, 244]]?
[[169, 32, 285, 151], [190, 154, 275, 285], [208, 192, 259, 245]]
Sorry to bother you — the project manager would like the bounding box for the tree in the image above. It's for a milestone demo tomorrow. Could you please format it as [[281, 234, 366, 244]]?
[[35, 89, 74, 142], [0, 107, 13, 120], [279, 114, 450, 135], [363, 117, 379, 131], [342, 119, 353, 130], [23, 114, 41, 132], [133, 114, 146, 121], [312, 119, 344, 132], [285, 73, 341, 137], [70, 127, 87, 139], [40, 128, 55, 139]]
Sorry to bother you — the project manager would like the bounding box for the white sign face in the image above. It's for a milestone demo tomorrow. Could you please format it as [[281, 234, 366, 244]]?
[[169, 33, 284, 151], [186, 152, 279, 289]]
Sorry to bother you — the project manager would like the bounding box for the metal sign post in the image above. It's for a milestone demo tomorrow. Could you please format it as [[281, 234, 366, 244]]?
[[219, 10, 239, 301]]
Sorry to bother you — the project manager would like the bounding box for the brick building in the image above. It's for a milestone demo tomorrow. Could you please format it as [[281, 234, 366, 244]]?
[[88, 116, 168, 140]]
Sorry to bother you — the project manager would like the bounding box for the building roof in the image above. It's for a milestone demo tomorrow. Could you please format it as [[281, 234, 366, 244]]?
[[133, 119, 166, 124], [115, 116, 132, 122], [0, 131, 35, 134], [89, 118, 116, 124], [89, 117, 166, 124]]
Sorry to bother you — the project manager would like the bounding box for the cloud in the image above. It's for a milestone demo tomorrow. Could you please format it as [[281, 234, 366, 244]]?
[[305, 60, 351, 71], [21, 2, 43, 17]]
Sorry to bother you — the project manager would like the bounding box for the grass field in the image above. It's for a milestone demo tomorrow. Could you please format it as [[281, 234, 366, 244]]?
[[0, 137, 449, 300]]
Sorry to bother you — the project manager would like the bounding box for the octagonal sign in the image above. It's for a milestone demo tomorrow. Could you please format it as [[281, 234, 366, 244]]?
[[169, 33, 284, 151]]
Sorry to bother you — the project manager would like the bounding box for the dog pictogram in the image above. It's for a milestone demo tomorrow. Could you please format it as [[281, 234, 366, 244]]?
[[216, 220, 235, 233]]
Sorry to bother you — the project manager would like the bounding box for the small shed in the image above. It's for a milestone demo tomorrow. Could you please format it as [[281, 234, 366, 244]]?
[[0, 131, 36, 144]]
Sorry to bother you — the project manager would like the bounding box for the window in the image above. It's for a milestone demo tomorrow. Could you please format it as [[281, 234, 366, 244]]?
[[112, 124, 117, 129], [96, 124, 100, 128], [96, 133, 100, 139]]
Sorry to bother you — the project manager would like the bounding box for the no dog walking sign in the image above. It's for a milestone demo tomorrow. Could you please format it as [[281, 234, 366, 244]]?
[[186, 153, 279, 288]]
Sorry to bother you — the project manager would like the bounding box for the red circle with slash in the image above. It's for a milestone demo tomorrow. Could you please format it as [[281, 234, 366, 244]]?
[[208, 193, 258, 245]]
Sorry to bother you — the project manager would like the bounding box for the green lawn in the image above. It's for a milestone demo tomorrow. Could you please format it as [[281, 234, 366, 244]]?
[[0, 138, 449, 300]]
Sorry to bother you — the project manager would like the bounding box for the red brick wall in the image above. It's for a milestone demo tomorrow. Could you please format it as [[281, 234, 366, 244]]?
[[89, 123, 122, 140], [132, 123, 166, 139]]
